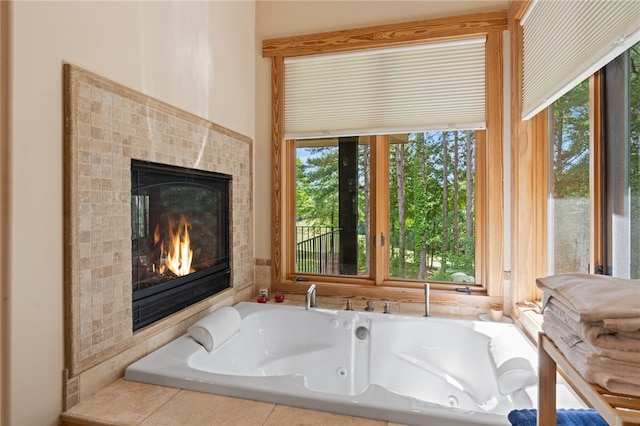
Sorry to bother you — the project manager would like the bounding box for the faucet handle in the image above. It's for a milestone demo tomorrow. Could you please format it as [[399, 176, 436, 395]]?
[[305, 283, 317, 310], [342, 299, 353, 311], [383, 301, 396, 314]]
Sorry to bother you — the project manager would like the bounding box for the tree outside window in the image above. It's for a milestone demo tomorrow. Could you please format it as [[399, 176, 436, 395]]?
[[295, 131, 477, 284]]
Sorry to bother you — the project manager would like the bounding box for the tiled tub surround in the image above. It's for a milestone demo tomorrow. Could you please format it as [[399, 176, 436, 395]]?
[[63, 64, 253, 408]]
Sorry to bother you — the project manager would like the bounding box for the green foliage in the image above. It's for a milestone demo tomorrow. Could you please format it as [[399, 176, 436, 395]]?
[[295, 131, 476, 282], [297, 146, 339, 226], [357, 235, 368, 274], [429, 267, 452, 281], [295, 157, 313, 221], [390, 131, 475, 281], [447, 234, 475, 275], [552, 79, 590, 198]]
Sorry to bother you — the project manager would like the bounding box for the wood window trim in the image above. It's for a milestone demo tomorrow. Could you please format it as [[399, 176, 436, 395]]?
[[510, 1, 548, 306], [264, 11, 507, 304], [262, 11, 507, 58]]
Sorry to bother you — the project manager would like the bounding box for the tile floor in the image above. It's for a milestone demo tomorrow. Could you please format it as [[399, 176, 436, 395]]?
[[60, 379, 405, 425]]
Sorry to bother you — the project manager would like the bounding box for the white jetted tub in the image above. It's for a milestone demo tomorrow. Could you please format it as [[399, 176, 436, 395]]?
[[125, 302, 579, 425]]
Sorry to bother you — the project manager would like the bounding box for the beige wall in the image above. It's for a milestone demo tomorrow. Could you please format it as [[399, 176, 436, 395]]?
[[8, 1, 254, 425], [254, 0, 509, 258]]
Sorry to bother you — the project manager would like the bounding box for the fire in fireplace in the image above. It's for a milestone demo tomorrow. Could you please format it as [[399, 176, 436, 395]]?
[[131, 160, 231, 331]]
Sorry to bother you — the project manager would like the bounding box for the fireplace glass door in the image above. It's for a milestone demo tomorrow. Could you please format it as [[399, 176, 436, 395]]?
[[131, 160, 231, 331]]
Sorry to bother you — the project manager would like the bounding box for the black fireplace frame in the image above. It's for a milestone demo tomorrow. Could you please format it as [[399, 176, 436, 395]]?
[[131, 159, 231, 331]]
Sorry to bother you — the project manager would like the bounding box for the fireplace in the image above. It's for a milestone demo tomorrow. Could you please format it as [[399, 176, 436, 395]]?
[[131, 160, 231, 331]]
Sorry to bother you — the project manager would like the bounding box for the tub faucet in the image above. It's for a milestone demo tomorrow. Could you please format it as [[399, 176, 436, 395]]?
[[305, 284, 316, 310], [424, 283, 430, 317], [342, 299, 353, 311], [383, 301, 396, 314]]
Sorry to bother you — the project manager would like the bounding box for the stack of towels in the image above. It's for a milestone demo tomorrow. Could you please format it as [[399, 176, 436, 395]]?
[[537, 273, 640, 397]]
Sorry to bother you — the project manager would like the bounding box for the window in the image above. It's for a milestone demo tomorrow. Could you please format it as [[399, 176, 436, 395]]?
[[602, 42, 640, 278], [295, 131, 477, 284], [548, 79, 590, 274], [547, 41, 640, 279], [264, 12, 507, 299], [389, 131, 476, 282], [295, 137, 370, 277], [512, 0, 640, 304]]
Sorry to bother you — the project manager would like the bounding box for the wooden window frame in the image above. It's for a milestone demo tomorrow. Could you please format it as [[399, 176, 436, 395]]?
[[510, 0, 607, 307], [263, 11, 507, 304]]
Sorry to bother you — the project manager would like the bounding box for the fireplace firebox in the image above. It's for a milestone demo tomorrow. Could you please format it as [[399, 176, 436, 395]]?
[[131, 160, 231, 331]]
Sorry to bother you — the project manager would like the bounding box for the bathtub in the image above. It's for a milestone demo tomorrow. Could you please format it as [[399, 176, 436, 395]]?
[[125, 302, 577, 425]]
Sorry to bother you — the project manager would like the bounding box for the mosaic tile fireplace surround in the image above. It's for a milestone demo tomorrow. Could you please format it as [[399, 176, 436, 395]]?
[[63, 64, 253, 406]]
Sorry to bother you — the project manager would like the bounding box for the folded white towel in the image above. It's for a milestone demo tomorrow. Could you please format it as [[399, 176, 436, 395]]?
[[488, 334, 537, 395], [544, 315, 640, 370], [536, 273, 640, 323], [545, 301, 640, 359], [188, 305, 242, 352], [543, 316, 640, 397], [603, 317, 640, 333]]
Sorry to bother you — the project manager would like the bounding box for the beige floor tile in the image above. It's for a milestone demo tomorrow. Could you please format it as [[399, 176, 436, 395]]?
[[263, 404, 388, 425], [61, 379, 179, 425], [139, 389, 275, 425], [78, 344, 148, 402]]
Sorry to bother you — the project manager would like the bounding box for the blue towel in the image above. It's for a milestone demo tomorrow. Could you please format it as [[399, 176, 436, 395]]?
[[508, 409, 608, 426]]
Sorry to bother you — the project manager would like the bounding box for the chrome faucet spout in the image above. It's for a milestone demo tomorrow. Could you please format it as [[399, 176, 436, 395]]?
[[305, 284, 317, 310], [424, 283, 430, 317]]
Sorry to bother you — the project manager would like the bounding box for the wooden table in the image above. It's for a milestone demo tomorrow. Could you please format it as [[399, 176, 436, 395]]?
[[538, 332, 640, 426]]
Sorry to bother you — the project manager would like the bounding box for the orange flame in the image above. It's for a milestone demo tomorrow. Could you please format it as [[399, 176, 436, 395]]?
[[156, 215, 194, 277]]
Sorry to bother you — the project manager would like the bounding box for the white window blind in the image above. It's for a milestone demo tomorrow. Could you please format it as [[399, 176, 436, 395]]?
[[520, 0, 640, 120], [284, 37, 486, 139]]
